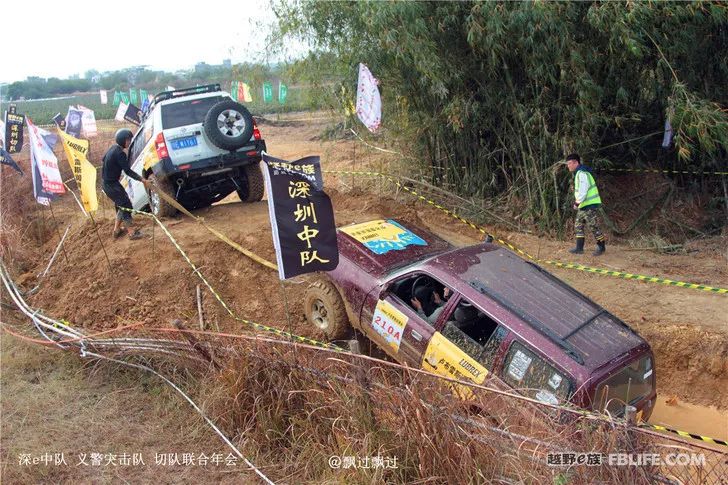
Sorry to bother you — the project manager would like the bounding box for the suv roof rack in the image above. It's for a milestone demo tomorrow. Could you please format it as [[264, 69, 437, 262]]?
[[153, 84, 221, 104], [146, 84, 222, 115], [469, 280, 585, 365]]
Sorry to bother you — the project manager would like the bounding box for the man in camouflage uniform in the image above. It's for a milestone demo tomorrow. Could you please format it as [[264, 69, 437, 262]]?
[[566, 153, 606, 256]]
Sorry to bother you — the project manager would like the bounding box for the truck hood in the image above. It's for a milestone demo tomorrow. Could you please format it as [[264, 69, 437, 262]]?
[[336, 219, 452, 278]]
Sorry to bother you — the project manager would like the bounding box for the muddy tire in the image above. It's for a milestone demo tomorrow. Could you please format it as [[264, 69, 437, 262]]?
[[148, 174, 177, 217], [203, 100, 254, 151], [304, 279, 351, 340], [236, 163, 264, 202]]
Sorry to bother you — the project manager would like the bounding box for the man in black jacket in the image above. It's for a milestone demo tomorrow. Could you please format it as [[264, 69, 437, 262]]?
[[102, 129, 150, 239]]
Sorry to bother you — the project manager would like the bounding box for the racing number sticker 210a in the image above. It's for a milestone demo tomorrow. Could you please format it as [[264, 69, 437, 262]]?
[[371, 300, 408, 351]]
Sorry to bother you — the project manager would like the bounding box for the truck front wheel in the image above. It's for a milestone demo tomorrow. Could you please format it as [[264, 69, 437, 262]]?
[[304, 279, 351, 340]]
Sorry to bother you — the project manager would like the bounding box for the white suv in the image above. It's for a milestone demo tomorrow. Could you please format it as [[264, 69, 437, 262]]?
[[123, 84, 266, 216]]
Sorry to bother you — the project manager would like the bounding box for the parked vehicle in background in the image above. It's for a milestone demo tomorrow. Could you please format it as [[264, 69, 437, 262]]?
[[121, 84, 267, 216], [304, 219, 656, 420]]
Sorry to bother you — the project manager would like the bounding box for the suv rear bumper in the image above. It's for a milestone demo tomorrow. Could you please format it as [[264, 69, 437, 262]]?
[[151, 140, 266, 207], [151, 139, 266, 181]]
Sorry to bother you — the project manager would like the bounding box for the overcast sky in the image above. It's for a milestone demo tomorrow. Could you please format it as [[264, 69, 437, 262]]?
[[2, 0, 295, 83]]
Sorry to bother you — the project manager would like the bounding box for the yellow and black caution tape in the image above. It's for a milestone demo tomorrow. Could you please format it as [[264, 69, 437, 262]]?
[[324, 170, 728, 295], [641, 423, 728, 448], [117, 205, 344, 352], [597, 167, 728, 176]]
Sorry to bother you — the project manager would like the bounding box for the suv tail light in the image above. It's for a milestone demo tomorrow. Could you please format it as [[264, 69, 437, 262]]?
[[155, 132, 169, 159], [252, 122, 261, 141]]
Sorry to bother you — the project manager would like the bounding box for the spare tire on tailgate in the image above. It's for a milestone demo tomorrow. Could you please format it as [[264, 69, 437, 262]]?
[[203, 100, 254, 151]]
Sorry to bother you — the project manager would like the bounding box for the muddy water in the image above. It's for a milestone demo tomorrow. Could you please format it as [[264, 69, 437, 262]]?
[[649, 399, 728, 442]]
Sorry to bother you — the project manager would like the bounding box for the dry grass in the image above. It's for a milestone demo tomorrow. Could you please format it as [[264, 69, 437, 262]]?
[[199, 339, 666, 484], [0, 333, 250, 484]]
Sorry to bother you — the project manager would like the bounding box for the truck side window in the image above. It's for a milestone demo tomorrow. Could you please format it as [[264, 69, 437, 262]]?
[[502, 341, 572, 405], [129, 131, 145, 164], [388, 273, 449, 325], [441, 297, 508, 371]]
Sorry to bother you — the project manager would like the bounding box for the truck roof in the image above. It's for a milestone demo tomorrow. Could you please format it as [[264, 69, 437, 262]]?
[[424, 244, 647, 370]]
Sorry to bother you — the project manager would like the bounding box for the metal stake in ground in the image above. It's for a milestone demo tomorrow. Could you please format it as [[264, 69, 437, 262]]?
[[48, 202, 70, 264]]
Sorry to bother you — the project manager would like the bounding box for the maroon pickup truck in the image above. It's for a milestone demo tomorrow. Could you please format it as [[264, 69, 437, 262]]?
[[304, 219, 656, 420]]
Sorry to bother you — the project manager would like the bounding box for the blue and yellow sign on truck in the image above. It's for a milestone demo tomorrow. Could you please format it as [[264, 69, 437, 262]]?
[[340, 219, 427, 255]]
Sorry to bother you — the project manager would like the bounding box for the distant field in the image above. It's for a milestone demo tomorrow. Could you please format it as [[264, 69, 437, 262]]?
[[13, 85, 327, 125]]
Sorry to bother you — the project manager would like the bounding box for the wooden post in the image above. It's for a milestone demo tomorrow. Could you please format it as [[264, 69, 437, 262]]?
[[196, 285, 205, 331], [172, 319, 219, 369], [88, 211, 113, 273], [352, 142, 356, 190], [278, 279, 298, 361], [722, 175, 728, 226]]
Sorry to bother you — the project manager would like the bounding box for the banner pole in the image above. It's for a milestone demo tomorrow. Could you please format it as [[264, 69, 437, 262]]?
[[278, 279, 298, 361], [88, 211, 112, 273], [48, 202, 70, 264], [152, 219, 155, 258], [38, 203, 47, 245], [352, 142, 356, 190]]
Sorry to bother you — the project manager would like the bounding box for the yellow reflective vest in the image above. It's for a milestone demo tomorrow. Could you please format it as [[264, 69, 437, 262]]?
[[575, 168, 602, 209]]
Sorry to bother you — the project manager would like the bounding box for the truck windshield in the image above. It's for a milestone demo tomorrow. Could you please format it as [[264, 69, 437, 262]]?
[[595, 355, 654, 416], [161, 96, 224, 129]]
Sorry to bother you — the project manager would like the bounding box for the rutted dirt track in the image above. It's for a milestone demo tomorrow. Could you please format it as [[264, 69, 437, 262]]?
[[3, 116, 727, 433]]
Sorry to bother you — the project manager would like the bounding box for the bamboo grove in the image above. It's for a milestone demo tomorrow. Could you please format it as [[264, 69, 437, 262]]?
[[272, 1, 728, 233]]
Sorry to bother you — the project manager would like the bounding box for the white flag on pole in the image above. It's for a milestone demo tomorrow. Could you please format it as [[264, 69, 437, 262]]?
[[115, 102, 128, 122], [27, 118, 65, 198], [78, 105, 98, 137], [355, 63, 382, 133], [100, 89, 108, 105]]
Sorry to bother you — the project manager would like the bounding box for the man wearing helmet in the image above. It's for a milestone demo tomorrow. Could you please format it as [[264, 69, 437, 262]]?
[[102, 128, 150, 240]]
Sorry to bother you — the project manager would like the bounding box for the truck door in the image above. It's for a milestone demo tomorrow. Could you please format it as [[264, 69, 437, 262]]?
[[360, 272, 453, 367]]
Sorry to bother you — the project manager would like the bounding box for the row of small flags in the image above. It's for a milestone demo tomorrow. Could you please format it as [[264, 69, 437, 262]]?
[[98, 82, 289, 108]]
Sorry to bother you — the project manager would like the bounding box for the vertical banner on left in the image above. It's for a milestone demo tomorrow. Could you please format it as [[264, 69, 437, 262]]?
[[261, 153, 339, 280], [58, 130, 98, 212], [27, 118, 65, 205], [4, 104, 25, 154]]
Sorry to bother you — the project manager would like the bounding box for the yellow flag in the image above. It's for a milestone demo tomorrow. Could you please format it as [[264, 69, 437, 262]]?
[[242, 83, 253, 102], [57, 130, 98, 212]]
